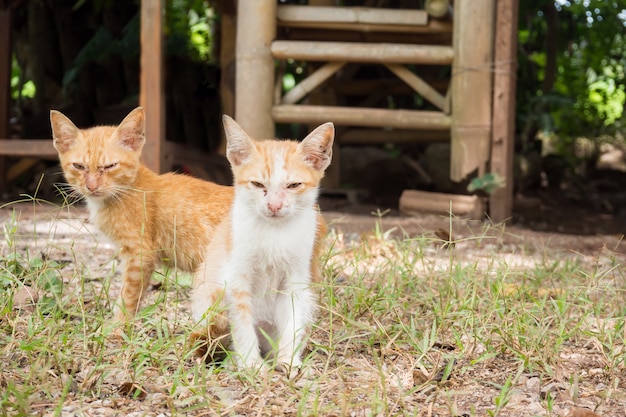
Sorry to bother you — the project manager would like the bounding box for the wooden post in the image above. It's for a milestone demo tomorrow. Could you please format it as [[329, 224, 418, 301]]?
[[0, 5, 12, 191], [235, 0, 276, 138], [489, 0, 519, 223], [217, 0, 236, 154], [450, 0, 495, 181], [139, 0, 166, 173]]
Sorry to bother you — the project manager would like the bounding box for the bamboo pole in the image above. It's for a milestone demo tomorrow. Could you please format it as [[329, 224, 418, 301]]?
[[271, 41, 454, 65], [236, 0, 276, 138], [385, 64, 447, 111], [450, 0, 495, 181], [277, 6, 428, 27], [272, 105, 451, 130], [489, 0, 519, 223], [139, 0, 166, 173], [281, 61, 346, 105]]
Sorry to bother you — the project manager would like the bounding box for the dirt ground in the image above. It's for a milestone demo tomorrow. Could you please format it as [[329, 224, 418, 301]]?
[[2, 196, 624, 257], [1, 197, 625, 416]]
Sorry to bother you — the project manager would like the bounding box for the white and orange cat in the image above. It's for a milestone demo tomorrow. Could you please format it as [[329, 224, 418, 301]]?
[[50, 107, 233, 323], [191, 116, 332, 372]]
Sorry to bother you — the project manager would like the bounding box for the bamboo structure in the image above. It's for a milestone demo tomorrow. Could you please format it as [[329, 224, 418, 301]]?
[[384, 64, 447, 111], [450, 0, 495, 181], [277, 5, 428, 30], [271, 41, 454, 65], [0, 1, 517, 220], [281, 62, 346, 105], [272, 106, 451, 130], [235, 0, 276, 138]]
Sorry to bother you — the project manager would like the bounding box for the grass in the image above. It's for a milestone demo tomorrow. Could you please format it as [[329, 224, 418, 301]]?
[[0, 199, 625, 416]]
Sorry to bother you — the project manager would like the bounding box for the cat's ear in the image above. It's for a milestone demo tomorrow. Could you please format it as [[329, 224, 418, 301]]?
[[299, 122, 334, 171], [50, 110, 80, 154], [116, 107, 146, 152], [223, 115, 255, 166]]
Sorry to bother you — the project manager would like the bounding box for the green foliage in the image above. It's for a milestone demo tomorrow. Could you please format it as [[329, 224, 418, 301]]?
[[10, 55, 35, 100], [165, 0, 215, 61], [0, 213, 64, 314], [467, 173, 506, 195], [517, 0, 626, 161]]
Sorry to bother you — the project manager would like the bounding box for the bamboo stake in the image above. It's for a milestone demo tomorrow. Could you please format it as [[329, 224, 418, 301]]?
[[272, 105, 451, 130], [236, 0, 276, 138], [271, 41, 454, 65], [281, 61, 346, 105], [450, 0, 495, 181], [385, 64, 447, 111]]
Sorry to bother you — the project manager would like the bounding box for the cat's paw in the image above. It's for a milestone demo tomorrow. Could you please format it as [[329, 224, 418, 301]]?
[[275, 358, 303, 379], [188, 331, 229, 364]]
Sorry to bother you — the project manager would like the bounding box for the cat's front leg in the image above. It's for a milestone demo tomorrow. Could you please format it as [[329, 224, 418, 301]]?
[[274, 284, 315, 371], [113, 248, 155, 323], [227, 286, 264, 370]]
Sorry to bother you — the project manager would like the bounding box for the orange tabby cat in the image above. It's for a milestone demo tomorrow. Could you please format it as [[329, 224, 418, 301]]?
[[50, 107, 233, 323], [191, 116, 332, 372]]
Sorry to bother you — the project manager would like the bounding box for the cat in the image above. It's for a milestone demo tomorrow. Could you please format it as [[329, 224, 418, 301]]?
[[190, 115, 333, 373], [50, 107, 234, 323]]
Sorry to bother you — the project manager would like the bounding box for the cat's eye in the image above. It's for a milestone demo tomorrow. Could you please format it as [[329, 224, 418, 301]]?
[[103, 163, 118, 171], [251, 181, 265, 189], [72, 163, 85, 170], [287, 182, 302, 189]]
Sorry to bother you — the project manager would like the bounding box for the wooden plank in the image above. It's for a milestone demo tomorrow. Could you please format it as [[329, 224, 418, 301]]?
[[236, 0, 276, 138], [385, 64, 447, 111], [277, 5, 428, 27], [450, 0, 495, 181], [139, 0, 165, 173], [272, 105, 451, 130], [399, 189, 485, 220], [489, 0, 519, 223], [271, 41, 454, 65], [0, 139, 57, 158], [282, 61, 346, 105]]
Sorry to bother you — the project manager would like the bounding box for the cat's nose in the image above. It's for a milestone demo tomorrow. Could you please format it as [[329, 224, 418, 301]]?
[[267, 201, 283, 214], [86, 176, 99, 192]]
